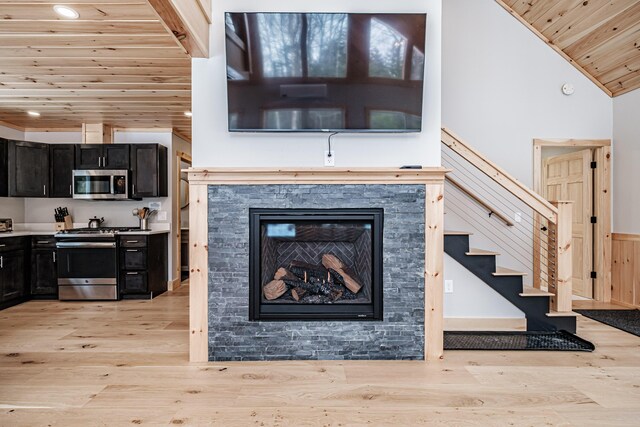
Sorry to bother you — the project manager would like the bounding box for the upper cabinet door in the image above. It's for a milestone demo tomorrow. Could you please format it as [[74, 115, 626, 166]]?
[[103, 144, 129, 169], [8, 140, 49, 197], [0, 138, 8, 197], [130, 144, 167, 198], [75, 145, 103, 169], [49, 144, 75, 198]]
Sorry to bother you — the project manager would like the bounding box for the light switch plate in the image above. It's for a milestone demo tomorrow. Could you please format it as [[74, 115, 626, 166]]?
[[445, 280, 454, 293]]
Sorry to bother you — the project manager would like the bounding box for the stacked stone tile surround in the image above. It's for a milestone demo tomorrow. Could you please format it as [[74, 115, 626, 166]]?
[[208, 184, 426, 361]]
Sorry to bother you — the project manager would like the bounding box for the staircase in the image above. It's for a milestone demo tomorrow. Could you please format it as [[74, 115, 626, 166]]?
[[441, 128, 580, 333], [444, 231, 578, 333]]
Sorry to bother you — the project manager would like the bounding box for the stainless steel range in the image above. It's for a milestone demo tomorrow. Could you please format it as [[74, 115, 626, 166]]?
[[56, 227, 139, 301]]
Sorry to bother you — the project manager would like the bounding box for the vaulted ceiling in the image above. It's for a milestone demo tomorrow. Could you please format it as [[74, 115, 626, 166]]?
[[498, 0, 640, 97], [0, 1, 199, 140]]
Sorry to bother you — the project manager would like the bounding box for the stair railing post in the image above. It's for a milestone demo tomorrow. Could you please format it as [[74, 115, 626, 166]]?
[[550, 201, 573, 312]]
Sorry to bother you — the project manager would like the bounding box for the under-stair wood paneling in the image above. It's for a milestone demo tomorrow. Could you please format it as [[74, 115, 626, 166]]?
[[612, 233, 640, 309], [0, 1, 192, 139], [497, 0, 640, 97]]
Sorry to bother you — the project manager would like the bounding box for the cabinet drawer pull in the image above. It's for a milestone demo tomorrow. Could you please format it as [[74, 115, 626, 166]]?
[[126, 272, 138, 275], [37, 241, 50, 244], [0, 244, 5, 248], [126, 249, 139, 252], [0, 255, 3, 269], [126, 240, 138, 243]]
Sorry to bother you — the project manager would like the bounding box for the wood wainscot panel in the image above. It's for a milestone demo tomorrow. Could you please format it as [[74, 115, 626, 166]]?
[[611, 233, 640, 308]]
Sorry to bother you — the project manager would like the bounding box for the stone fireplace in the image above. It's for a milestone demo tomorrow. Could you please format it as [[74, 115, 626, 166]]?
[[249, 208, 383, 321], [186, 168, 446, 362]]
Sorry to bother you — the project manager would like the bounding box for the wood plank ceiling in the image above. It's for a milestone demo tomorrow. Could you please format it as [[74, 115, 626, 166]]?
[[497, 0, 640, 97], [0, 0, 192, 139]]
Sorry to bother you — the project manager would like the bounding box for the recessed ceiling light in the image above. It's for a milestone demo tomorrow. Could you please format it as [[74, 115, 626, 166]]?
[[27, 111, 41, 117], [184, 111, 193, 117], [53, 5, 80, 19]]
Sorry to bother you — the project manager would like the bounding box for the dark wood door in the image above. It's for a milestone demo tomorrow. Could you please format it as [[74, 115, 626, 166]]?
[[31, 249, 57, 296], [75, 145, 103, 169], [49, 144, 75, 198], [103, 145, 129, 169], [0, 250, 26, 302], [8, 140, 49, 197], [0, 138, 8, 197], [130, 144, 158, 197], [121, 249, 147, 270]]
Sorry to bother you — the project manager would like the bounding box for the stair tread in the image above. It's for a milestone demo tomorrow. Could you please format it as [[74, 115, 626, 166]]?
[[466, 248, 500, 256], [444, 230, 473, 236], [519, 286, 554, 297], [493, 267, 527, 276], [546, 310, 582, 317]]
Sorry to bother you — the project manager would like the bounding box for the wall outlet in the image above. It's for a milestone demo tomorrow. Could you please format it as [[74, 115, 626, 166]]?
[[324, 150, 335, 167], [149, 201, 161, 210], [445, 280, 454, 293], [157, 210, 168, 221], [515, 212, 522, 223]]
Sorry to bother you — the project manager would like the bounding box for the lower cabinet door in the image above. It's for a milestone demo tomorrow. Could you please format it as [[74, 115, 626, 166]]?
[[121, 249, 147, 270], [31, 249, 57, 296], [1, 250, 26, 302], [121, 271, 147, 294]]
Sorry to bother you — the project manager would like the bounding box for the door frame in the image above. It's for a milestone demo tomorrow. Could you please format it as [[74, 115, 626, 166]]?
[[172, 150, 192, 291], [533, 139, 612, 302]]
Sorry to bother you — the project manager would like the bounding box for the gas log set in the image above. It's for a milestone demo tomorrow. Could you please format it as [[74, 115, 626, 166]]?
[[263, 254, 365, 304]]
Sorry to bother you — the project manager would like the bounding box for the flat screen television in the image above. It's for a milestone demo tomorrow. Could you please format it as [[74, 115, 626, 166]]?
[[224, 12, 427, 133]]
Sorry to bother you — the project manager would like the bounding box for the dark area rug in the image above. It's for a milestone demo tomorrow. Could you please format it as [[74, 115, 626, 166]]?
[[444, 331, 594, 351], [574, 309, 640, 337]]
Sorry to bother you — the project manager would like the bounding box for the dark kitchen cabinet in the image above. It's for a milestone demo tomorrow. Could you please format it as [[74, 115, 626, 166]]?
[[130, 144, 167, 198], [119, 234, 167, 299], [0, 237, 28, 308], [76, 144, 129, 170], [8, 140, 49, 197], [49, 144, 75, 198], [31, 237, 57, 299], [0, 138, 8, 197]]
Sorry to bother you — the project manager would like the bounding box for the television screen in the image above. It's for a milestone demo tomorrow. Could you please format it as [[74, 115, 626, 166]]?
[[224, 12, 427, 132]]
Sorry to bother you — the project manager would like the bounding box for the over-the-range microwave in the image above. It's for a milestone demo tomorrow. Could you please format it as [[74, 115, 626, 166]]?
[[72, 169, 128, 200]]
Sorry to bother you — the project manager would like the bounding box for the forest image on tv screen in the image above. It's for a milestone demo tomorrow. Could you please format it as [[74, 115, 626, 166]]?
[[225, 13, 426, 132]]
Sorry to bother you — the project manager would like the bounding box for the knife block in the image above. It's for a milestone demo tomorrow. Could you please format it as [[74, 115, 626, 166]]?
[[55, 215, 74, 231]]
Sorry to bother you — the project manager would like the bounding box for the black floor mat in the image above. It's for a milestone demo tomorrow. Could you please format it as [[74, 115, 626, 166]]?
[[574, 309, 640, 337], [444, 331, 594, 351]]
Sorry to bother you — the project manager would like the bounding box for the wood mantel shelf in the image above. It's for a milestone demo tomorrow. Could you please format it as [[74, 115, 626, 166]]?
[[187, 167, 449, 185]]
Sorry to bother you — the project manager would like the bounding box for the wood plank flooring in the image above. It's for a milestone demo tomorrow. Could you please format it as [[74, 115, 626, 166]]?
[[1, 284, 639, 426]]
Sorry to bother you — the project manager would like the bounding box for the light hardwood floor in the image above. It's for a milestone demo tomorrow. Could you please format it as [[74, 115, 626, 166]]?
[[1, 284, 639, 426]]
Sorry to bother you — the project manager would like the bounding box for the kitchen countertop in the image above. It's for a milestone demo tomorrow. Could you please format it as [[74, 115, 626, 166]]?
[[1, 228, 170, 239]]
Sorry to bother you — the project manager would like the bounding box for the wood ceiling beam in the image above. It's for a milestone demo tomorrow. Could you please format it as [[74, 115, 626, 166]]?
[[146, 0, 210, 58]]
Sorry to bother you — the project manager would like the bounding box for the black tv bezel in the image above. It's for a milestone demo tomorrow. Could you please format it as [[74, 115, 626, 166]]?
[[224, 11, 427, 134]]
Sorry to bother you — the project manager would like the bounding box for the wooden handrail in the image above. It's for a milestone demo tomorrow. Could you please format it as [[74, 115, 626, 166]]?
[[441, 128, 558, 223], [446, 176, 514, 226]]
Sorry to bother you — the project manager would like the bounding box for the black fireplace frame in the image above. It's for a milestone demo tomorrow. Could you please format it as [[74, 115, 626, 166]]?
[[249, 208, 384, 321]]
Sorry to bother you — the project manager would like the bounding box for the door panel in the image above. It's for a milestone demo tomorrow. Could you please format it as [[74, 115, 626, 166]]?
[[543, 149, 593, 298]]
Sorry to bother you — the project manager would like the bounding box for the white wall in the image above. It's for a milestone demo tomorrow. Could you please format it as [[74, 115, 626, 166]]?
[[441, 0, 613, 318], [442, 0, 612, 187], [0, 125, 26, 223], [444, 254, 524, 319], [192, 0, 442, 168], [613, 89, 640, 234]]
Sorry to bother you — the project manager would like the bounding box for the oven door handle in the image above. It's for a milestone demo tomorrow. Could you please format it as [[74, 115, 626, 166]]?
[[56, 242, 116, 249]]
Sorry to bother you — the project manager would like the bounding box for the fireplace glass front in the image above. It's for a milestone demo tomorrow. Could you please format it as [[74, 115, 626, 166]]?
[[249, 209, 383, 321]]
